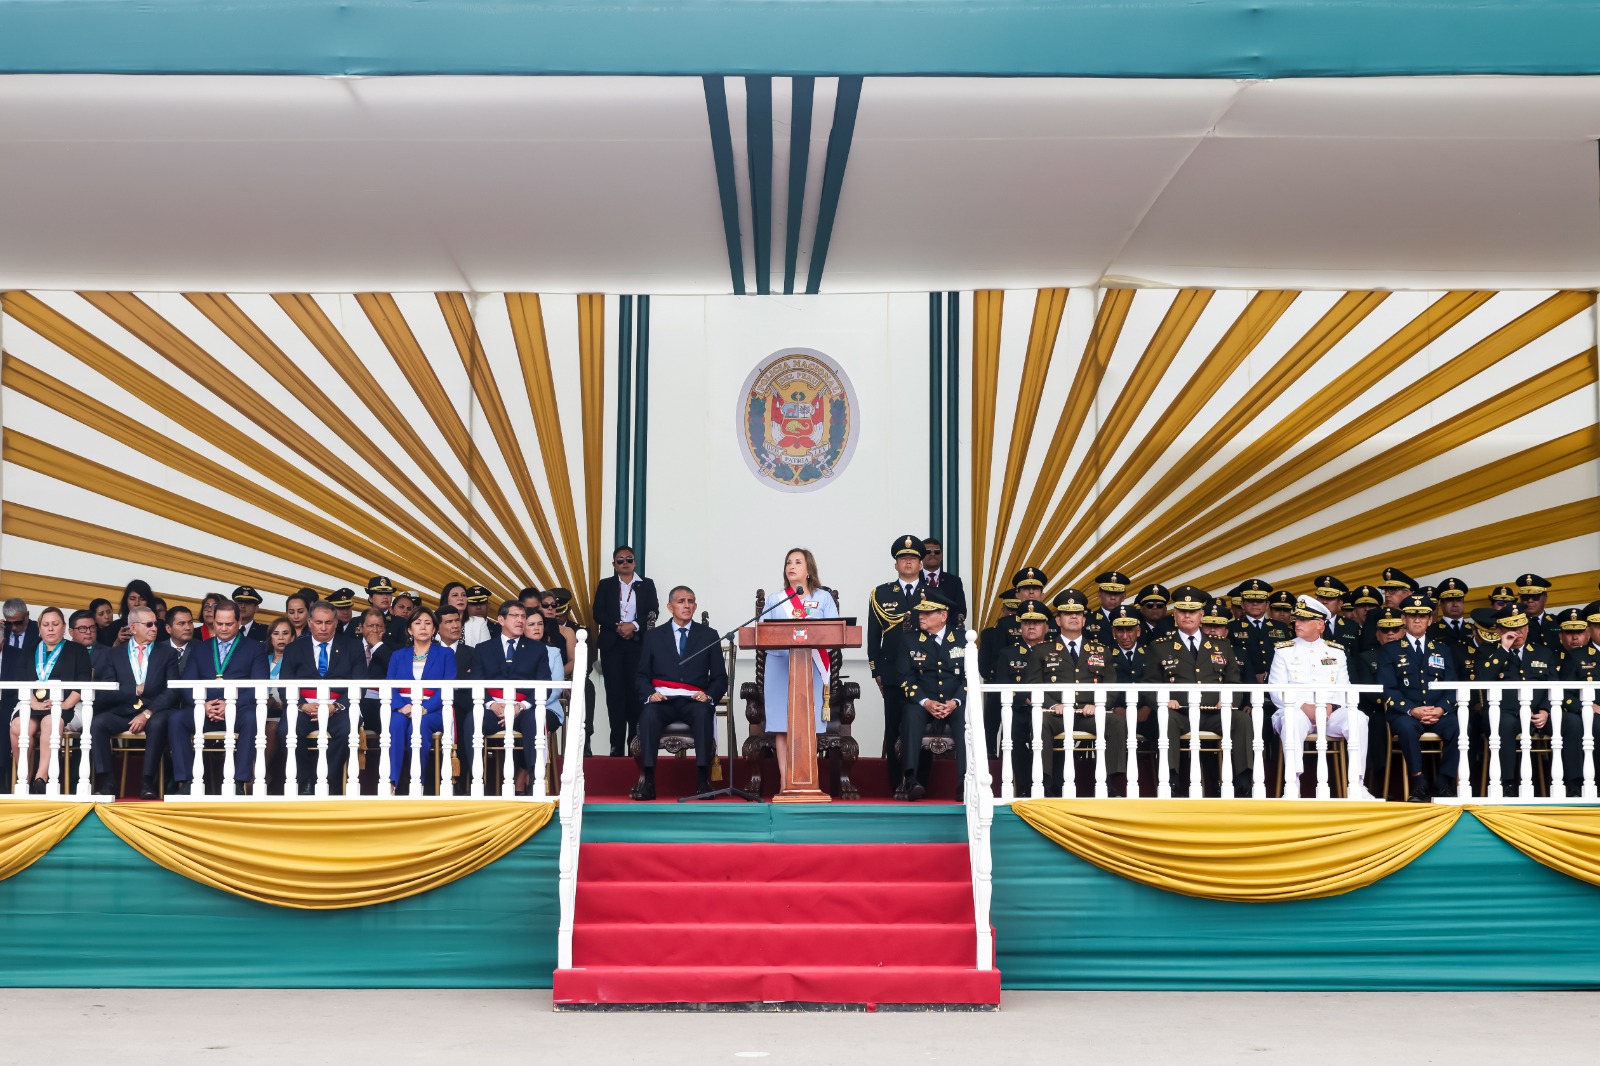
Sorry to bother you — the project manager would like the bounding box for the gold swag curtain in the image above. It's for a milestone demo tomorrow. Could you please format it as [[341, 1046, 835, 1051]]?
[[0, 801, 93, 881], [1011, 799, 1460, 902], [1469, 806, 1600, 889], [95, 800, 553, 910]]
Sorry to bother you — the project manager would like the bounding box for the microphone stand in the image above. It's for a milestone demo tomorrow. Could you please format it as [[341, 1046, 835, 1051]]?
[[677, 590, 799, 803]]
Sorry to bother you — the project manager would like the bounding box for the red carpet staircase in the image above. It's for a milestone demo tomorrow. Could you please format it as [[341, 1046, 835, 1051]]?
[[553, 842, 1000, 1009]]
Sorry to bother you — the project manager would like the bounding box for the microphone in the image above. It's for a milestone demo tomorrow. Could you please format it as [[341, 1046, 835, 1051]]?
[[677, 587, 801, 665]]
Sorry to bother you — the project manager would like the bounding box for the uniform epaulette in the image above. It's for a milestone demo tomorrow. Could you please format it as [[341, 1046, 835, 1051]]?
[[1275, 639, 1295, 649]]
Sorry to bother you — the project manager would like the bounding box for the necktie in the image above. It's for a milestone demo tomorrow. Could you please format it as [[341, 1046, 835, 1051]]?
[[505, 640, 515, 664], [903, 584, 913, 598], [136, 644, 146, 671], [1414, 640, 1423, 656], [1067, 641, 1079, 666], [930, 573, 939, 587], [677, 626, 687, 656], [316, 642, 328, 676], [1188, 637, 1198, 655], [365, 643, 374, 668]]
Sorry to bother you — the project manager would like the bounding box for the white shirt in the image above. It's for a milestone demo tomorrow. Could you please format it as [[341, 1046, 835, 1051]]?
[[619, 575, 640, 624], [1268, 637, 1349, 712], [463, 615, 491, 647]]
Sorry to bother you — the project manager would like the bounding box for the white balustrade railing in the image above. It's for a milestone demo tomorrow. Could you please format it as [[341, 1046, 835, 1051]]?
[[556, 632, 590, 970], [961, 633, 994, 972], [7, 682, 119, 800], [1425, 681, 1597, 803], [165, 674, 576, 800], [971, 677, 1383, 802]]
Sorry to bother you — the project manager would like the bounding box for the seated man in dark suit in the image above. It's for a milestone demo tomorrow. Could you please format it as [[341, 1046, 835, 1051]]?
[[279, 601, 361, 795], [353, 608, 397, 735], [178, 600, 270, 794], [89, 607, 183, 798], [631, 585, 727, 800], [473, 600, 557, 793]]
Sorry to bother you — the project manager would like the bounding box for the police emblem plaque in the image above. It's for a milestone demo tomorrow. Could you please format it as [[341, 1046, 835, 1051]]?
[[738, 347, 858, 492]]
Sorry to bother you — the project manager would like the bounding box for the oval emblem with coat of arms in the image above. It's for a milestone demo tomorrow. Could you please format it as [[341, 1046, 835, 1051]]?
[[738, 347, 858, 492]]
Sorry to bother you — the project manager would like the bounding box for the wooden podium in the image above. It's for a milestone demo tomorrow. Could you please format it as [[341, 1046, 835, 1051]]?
[[738, 618, 862, 803]]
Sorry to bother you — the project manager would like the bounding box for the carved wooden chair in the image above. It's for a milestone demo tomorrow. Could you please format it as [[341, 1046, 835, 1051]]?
[[630, 611, 733, 788], [740, 588, 861, 799]]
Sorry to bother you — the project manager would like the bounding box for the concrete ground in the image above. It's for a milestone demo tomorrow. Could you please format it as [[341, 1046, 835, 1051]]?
[[8, 989, 1596, 1064]]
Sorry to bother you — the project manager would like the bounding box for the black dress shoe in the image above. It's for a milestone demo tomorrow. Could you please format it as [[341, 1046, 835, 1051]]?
[[29, 777, 47, 794], [630, 779, 656, 801], [297, 783, 315, 796], [696, 774, 712, 795], [139, 786, 159, 801], [903, 775, 925, 802], [609, 747, 624, 758], [169, 781, 191, 796], [1406, 775, 1431, 803], [93, 777, 116, 796]]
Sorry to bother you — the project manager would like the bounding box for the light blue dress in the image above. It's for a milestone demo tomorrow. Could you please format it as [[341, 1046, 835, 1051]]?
[[761, 588, 838, 733]]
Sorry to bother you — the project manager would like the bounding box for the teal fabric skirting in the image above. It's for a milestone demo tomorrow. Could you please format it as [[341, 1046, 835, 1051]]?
[[992, 807, 1600, 990], [0, 817, 558, 987]]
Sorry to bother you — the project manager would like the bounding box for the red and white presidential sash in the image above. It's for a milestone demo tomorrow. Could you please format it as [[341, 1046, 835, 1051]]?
[[653, 679, 705, 700], [784, 587, 832, 676]]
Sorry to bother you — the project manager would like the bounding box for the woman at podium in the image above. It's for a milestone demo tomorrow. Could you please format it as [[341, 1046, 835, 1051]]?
[[763, 548, 838, 790]]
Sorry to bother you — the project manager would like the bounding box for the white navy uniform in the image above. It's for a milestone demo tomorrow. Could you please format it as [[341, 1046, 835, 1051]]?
[[1268, 636, 1373, 799]]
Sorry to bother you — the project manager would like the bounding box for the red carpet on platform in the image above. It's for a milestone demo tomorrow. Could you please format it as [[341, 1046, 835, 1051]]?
[[553, 842, 1000, 1010], [579, 756, 967, 802]]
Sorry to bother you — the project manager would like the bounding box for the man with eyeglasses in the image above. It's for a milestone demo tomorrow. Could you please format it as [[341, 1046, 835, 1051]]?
[[89, 608, 183, 798], [592, 546, 658, 757], [2, 598, 37, 651], [0, 597, 36, 777]]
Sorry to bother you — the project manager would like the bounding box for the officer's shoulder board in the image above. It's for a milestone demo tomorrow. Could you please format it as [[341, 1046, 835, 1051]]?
[[1275, 639, 1295, 649]]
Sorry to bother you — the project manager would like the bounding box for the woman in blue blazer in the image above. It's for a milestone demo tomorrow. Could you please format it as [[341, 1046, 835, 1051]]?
[[386, 608, 456, 793]]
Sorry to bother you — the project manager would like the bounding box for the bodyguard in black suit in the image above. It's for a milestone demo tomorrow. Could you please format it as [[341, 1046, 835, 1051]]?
[[280, 602, 361, 794], [631, 586, 727, 800], [177, 602, 269, 793], [89, 611, 181, 797], [593, 546, 658, 756], [920, 537, 967, 625], [474, 601, 558, 787]]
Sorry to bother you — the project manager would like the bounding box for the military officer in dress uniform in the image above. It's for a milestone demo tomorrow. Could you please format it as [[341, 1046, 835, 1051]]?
[[1229, 579, 1289, 685], [1135, 583, 1172, 645], [1516, 574, 1561, 649], [1028, 589, 1123, 797], [1489, 584, 1519, 612], [1379, 593, 1460, 802], [1105, 604, 1155, 793], [1001, 602, 1055, 792], [1428, 577, 1473, 660], [1312, 576, 1361, 657], [1143, 585, 1250, 795], [870, 535, 928, 790], [1266, 590, 1295, 626], [1555, 607, 1588, 658], [1267, 596, 1375, 799], [1085, 571, 1132, 645], [895, 589, 967, 801], [999, 567, 1049, 641], [327, 587, 357, 635], [977, 588, 1020, 759], [1557, 602, 1600, 796], [1350, 605, 1406, 791], [1349, 585, 1382, 649], [1474, 603, 1556, 797]]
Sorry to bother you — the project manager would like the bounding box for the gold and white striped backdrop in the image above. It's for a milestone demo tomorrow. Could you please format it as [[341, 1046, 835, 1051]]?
[[0, 291, 607, 621], [967, 288, 1600, 625]]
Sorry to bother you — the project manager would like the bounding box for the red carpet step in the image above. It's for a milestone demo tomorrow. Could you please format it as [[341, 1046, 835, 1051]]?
[[553, 842, 1000, 1010]]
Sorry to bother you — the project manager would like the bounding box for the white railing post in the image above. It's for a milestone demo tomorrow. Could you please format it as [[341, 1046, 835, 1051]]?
[[379, 688, 394, 798], [1091, 691, 1107, 799], [1552, 691, 1567, 800], [285, 698, 301, 797], [533, 686, 551, 800], [1453, 688, 1471, 800], [557, 631, 592, 971], [442, 684, 457, 797], [221, 686, 238, 798], [1124, 688, 1140, 799], [1217, 690, 1234, 798], [502, 706, 518, 798], [1585, 686, 1598, 800], [409, 683, 425, 798], [1185, 690, 1201, 799], [1518, 685, 1535, 799], [344, 690, 361, 798], [999, 694, 1015, 802], [44, 689, 63, 797], [471, 691, 487, 798], [1028, 694, 1044, 799], [1155, 687, 1172, 799], [1345, 688, 1360, 799], [254, 687, 269, 796], [1488, 689, 1505, 800], [191, 697, 207, 796], [77, 691, 95, 798], [313, 685, 330, 797], [1250, 701, 1266, 799], [962, 633, 993, 970], [1313, 700, 1329, 800]]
